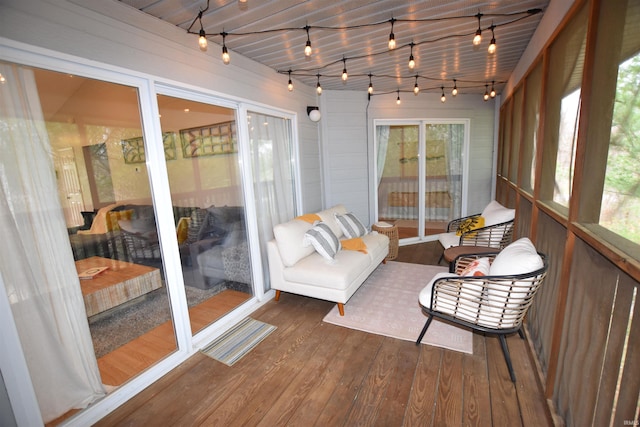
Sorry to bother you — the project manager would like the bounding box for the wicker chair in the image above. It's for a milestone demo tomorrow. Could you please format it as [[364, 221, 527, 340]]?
[[416, 250, 548, 382], [437, 201, 515, 264]]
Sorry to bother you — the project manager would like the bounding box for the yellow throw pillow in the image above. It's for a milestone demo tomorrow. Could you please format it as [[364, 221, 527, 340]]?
[[106, 209, 134, 231], [296, 213, 321, 223], [176, 216, 191, 244], [340, 237, 368, 254], [455, 216, 485, 237]]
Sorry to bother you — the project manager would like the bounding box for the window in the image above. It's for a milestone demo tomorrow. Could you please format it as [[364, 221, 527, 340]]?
[[539, 2, 588, 212], [375, 120, 466, 240], [598, 54, 640, 244], [520, 61, 543, 193]]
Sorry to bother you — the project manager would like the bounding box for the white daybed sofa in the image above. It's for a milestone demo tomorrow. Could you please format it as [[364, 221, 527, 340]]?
[[267, 204, 389, 315]]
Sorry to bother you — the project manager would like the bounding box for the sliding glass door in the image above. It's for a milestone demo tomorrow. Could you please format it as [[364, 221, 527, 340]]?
[[375, 120, 466, 241]]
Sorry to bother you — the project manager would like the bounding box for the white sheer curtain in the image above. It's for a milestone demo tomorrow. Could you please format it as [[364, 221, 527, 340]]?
[[0, 64, 105, 422], [446, 124, 464, 220], [376, 125, 390, 186], [248, 112, 295, 290]]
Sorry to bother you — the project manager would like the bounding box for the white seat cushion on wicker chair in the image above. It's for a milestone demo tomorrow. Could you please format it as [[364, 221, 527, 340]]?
[[419, 272, 484, 324]]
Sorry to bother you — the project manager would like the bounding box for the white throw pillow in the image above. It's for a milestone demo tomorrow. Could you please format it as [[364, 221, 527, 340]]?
[[481, 200, 515, 227], [489, 237, 542, 276], [334, 212, 368, 239], [303, 222, 342, 260], [460, 257, 490, 277]]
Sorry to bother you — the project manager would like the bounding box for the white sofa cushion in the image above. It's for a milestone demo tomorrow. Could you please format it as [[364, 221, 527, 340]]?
[[481, 200, 515, 227], [273, 219, 315, 267], [283, 249, 371, 290], [316, 204, 348, 238]]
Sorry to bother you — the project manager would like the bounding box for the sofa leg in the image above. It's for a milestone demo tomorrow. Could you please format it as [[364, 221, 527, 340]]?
[[337, 303, 344, 316], [275, 290, 281, 301], [382, 259, 387, 264]]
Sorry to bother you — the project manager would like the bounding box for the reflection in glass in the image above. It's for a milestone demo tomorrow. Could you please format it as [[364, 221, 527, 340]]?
[[0, 62, 180, 422], [157, 94, 253, 336]]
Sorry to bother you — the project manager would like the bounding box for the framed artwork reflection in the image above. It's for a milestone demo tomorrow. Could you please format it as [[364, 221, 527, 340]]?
[[121, 132, 177, 164]]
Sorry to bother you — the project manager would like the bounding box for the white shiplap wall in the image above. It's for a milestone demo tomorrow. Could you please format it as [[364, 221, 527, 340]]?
[[319, 91, 371, 222], [320, 90, 496, 226]]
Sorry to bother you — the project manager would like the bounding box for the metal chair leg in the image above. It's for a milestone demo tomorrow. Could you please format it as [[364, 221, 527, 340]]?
[[517, 327, 525, 339], [416, 315, 433, 345], [498, 334, 516, 382]]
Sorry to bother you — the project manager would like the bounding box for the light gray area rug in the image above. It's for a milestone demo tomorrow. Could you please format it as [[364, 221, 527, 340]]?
[[323, 261, 473, 354]]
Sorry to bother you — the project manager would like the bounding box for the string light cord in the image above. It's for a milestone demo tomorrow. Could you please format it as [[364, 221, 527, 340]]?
[[274, 10, 542, 75], [188, 7, 542, 37]]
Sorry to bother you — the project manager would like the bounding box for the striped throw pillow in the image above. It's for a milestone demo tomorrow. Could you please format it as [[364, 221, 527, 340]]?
[[334, 212, 368, 239], [304, 222, 341, 260]]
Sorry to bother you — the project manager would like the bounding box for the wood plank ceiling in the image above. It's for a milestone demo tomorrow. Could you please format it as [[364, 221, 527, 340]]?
[[117, 0, 549, 98]]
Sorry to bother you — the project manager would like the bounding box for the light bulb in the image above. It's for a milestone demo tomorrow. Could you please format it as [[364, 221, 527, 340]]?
[[413, 84, 419, 95], [484, 92, 489, 101], [198, 29, 208, 51], [408, 55, 415, 70], [488, 37, 496, 54], [368, 83, 373, 95], [316, 82, 322, 95], [288, 79, 293, 92], [342, 68, 348, 81], [441, 94, 446, 103], [304, 40, 312, 57], [452, 87, 458, 96], [473, 30, 482, 46], [222, 46, 230, 64], [396, 95, 401, 105], [388, 33, 396, 50]]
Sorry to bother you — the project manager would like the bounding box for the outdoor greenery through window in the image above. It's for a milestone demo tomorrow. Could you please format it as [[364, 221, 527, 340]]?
[[599, 53, 640, 244]]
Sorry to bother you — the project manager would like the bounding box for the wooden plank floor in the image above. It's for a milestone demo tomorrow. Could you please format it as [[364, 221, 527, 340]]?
[[95, 242, 553, 426], [98, 289, 251, 386]]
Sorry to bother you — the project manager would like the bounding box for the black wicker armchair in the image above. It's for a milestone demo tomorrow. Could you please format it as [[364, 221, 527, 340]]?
[[417, 241, 548, 382]]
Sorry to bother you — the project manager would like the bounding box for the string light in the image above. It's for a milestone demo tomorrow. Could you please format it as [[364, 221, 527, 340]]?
[[288, 70, 293, 91], [388, 18, 396, 50], [483, 84, 490, 101], [316, 74, 322, 95], [188, 6, 542, 95], [473, 12, 483, 46], [490, 80, 496, 98], [413, 76, 420, 95], [304, 26, 312, 57], [488, 24, 497, 54], [440, 86, 446, 103], [396, 89, 401, 105], [342, 58, 348, 81], [221, 32, 230, 64], [198, 12, 208, 51], [408, 42, 416, 70]]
